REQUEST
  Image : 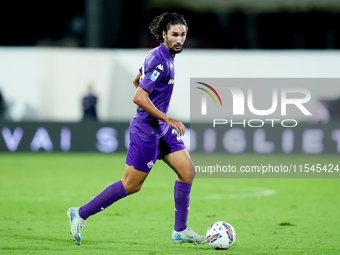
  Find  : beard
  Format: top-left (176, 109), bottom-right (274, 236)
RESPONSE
top-left (165, 38), bottom-right (183, 55)
top-left (169, 45), bottom-right (183, 55)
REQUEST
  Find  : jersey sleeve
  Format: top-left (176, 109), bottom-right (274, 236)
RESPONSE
top-left (138, 62), bottom-right (167, 94)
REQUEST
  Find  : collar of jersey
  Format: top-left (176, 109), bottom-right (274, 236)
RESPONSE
top-left (159, 43), bottom-right (174, 60)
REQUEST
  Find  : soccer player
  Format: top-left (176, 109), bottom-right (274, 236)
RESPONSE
top-left (67, 12), bottom-right (206, 246)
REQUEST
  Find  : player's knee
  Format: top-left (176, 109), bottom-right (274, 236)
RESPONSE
top-left (177, 163), bottom-right (196, 183)
top-left (190, 164), bottom-right (197, 179)
top-left (190, 169), bottom-right (196, 179)
top-left (130, 183), bottom-right (142, 194)
top-left (182, 160), bottom-right (196, 181)
top-left (178, 174), bottom-right (194, 183)
top-left (123, 181), bottom-right (143, 195)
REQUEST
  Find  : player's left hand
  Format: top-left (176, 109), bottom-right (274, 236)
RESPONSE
top-left (165, 118), bottom-right (185, 136)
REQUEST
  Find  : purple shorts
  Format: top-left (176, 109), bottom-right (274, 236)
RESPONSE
top-left (126, 127), bottom-right (186, 173)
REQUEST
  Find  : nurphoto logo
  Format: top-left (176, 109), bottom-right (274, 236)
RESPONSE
top-left (196, 81), bottom-right (312, 128)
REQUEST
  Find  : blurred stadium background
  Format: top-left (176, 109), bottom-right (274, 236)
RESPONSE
top-left (0, 0), bottom-right (340, 153)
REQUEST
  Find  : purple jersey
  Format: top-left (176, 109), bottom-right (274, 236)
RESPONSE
top-left (130, 43), bottom-right (175, 138)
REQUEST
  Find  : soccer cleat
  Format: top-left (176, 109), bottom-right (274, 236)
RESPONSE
top-left (67, 207), bottom-right (86, 245)
top-left (172, 227), bottom-right (207, 245)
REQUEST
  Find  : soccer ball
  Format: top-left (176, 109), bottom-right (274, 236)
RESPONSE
top-left (206, 221), bottom-right (236, 250)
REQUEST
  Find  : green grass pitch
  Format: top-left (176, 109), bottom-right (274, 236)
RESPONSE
top-left (0, 153), bottom-right (340, 254)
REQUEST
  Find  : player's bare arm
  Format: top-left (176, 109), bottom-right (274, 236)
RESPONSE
top-left (132, 72), bottom-right (141, 88)
top-left (133, 86), bottom-right (185, 136)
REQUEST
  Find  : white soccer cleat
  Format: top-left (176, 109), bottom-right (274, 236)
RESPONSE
top-left (172, 227), bottom-right (207, 245)
top-left (67, 207), bottom-right (86, 246)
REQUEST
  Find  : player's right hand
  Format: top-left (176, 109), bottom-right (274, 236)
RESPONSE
top-left (165, 118), bottom-right (185, 136)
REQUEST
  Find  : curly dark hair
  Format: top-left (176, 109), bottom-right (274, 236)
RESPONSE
top-left (149, 12), bottom-right (188, 42)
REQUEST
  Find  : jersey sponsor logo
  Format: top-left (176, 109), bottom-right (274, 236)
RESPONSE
top-left (147, 160), bottom-right (154, 169)
top-left (168, 79), bottom-right (174, 85)
top-left (150, 70), bottom-right (160, 82)
top-left (156, 64), bottom-right (164, 71)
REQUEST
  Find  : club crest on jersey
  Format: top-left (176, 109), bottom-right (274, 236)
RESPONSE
top-left (150, 70), bottom-right (160, 82)
top-left (147, 160), bottom-right (154, 169)
top-left (156, 64), bottom-right (164, 71)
